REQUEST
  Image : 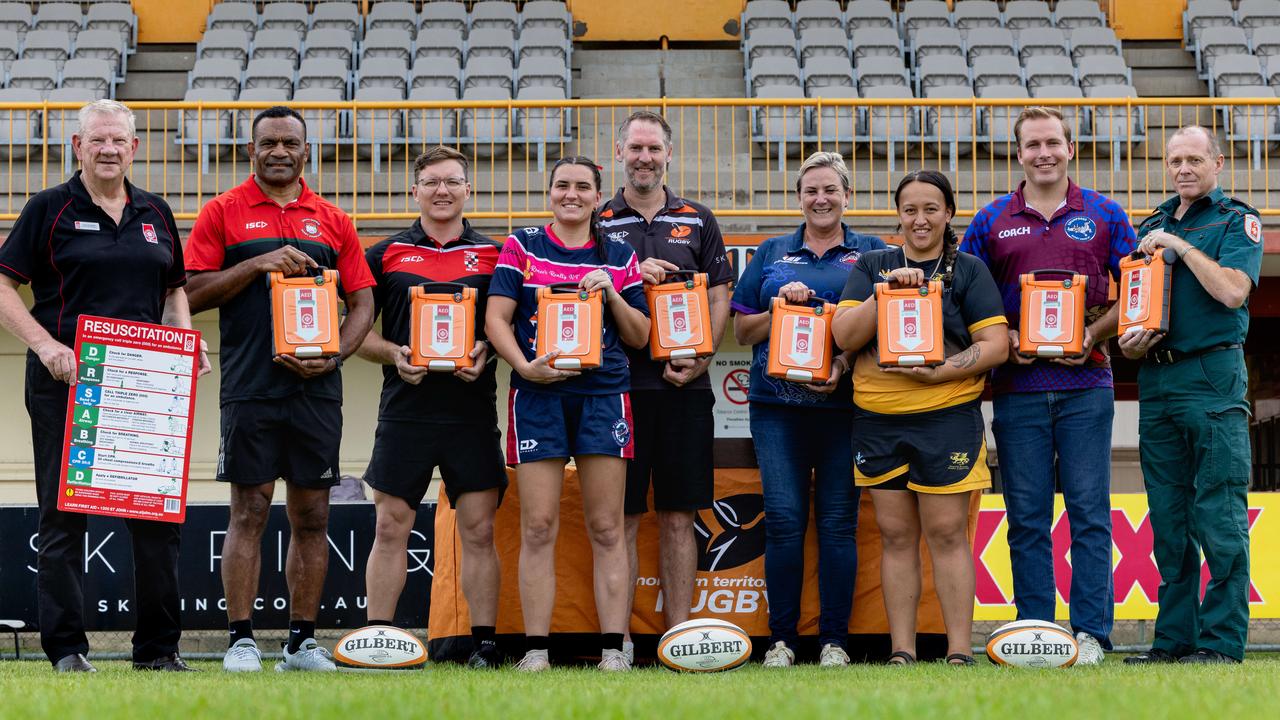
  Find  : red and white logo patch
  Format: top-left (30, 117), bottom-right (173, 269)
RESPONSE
top-left (141, 223), bottom-right (158, 244)
top-left (301, 218), bottom-right (322, 238)
top-left (464, 251), bottom-right (479, 271)
top-left (1244, 214), bottom-right (1262, 244)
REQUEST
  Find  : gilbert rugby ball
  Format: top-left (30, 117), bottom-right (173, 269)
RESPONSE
top-left (985, 619), bottom-right (1079, 668)
top-left (658, 618), bottom-right (752, 673)
top-left (332, 625), bottom-right (427, 670)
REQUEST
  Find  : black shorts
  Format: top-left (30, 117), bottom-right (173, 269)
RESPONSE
top-left (852, 400), bottom-right (991, 494)
top-left (217, 394), bottom-right (342, 489)
top-left (624, 389), bottom-right (715, 514)
top-left (364, 421), bottom-right (507, 509)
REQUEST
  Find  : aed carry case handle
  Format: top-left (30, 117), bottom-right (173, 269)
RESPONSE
top-left (549, 282), bottom-right (589, 294)
top-left (1029, 268), bottom-right (1081, 282)
top-left (1129, 248), bottom-right (1180, 265)
top-left (417, 281), bottom-right (470, 297)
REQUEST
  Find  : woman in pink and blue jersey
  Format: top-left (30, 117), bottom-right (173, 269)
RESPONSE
top-left (486, 157), bottom-right (650, 672)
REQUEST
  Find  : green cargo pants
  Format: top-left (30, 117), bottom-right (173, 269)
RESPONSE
top-left (1137, 348), bottom-right (1252, 660)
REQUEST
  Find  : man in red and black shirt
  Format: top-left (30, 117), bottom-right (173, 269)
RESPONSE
top-left (604, 112), bottom-right (733, 654)
top-left (356, 146), bottom-right (506, 668)
top-left (185, 107), bottom-right (375, 672)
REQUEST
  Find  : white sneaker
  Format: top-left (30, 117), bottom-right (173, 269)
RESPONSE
top-left (598, 649), bottom-right (631, 672)
top-left (762, 641), bottom-right (795, 668)
top-left (222, 639), bottom-right (262, 672)
top-left (622, 640), bottom-right (635, 666)
top-left (819, 643), bottom-right (850, 667)
top-left (1076, 632), bottom-right (1105, 666)
top-left (275, 638), bottom-right (336, 672)
top-left (514, 649), bottom-right (550, 672)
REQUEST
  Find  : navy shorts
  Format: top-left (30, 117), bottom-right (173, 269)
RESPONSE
top-left (217, 394), bottom-right (341, 489)
top-left (624, 389), bottom-right (715, 514)
top-left (364, 421), bottom-right (508, 509)
top-left (506, 388), bottom-right (634, 464)
top-left (852, 400), bottom-right (991, 494)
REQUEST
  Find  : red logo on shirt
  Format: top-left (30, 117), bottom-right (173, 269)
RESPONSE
top-left (301, 219), bottom-right (322, 238)
top-left (142, 224), bottom-right (158, 244)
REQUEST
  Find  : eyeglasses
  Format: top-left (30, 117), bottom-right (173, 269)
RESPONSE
top-left (417, 177), bottom-right (467, 190)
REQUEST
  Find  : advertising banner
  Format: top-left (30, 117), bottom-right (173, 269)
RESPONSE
top-left (973, 493), bottom-right (1280, 621)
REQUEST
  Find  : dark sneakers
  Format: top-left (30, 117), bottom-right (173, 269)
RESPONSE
top-left (1123, 648), bottom-right (1179, 665)
top-left (467, 641), bottom-right (502, 669)
top-left (1178, 649), bottom-right (1242, 665)
top-left (53, 653), bottom-right (96, 673)
top-left (134, 653), bottom-right (198, 671)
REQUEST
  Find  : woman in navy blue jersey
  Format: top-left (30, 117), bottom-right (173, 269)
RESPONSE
top-left (730, 152), bottom-right (885, 668)
top-left (486, 157), bottom-right (650, 672)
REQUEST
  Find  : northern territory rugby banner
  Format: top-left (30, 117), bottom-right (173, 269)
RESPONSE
top-left (973, 493), bottom-right (1280, 621)
top-left (429, 468), bottom-right (974, 647)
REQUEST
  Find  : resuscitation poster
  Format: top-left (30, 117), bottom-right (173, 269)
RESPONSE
top-left (57, 315), bottom-right (200, 523)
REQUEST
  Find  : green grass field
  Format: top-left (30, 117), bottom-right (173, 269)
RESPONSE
top-left (3, 657), bottom-right (1280, 720)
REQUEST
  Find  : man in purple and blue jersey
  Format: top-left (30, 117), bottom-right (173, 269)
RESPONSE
top-left (960, 107), bottom-right (1136, 665)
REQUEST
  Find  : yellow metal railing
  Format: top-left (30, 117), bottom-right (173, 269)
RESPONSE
top-left (2, 97), bottom-right (1279, 228)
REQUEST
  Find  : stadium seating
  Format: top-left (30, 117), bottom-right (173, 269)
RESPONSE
top-left (312, 2), bottom-right (361, 37)
top-left (0, 87), bottom-right (43, 158)
top-left (260, 3), bottom-right (309, 35)
top-left (1054, 1), bottom-right (1106, 30)
top-left (420, 1), bottom-right (469, 35)
top-left (1004, 1), bottom-right (1053, 33)
top-left (171, 0), bottom-right (573, 154)
top-left (795, 0), bottom-right (842, 33)
top-left (0, 5), bottom-right (31, 40)
top-left (736, 0), bottom-right (1141, 155)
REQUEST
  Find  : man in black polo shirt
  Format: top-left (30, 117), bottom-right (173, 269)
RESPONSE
top-left (603, 111), bottom-right (732, 655)
top-left (357, 146), bottom-right (506, 668)
top-left (0, 100), bottom-right (208, 672)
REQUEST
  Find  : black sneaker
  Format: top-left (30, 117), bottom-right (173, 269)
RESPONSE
top-left (1178, 649), bottom-right (1241, 665)
top-left (1123, 648), bottom-right (1178, 665)
top-left (467, 642), bottom-right (502, 669)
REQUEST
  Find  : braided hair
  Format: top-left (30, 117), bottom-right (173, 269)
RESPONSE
top-left (550, 156), bottom-right (607, 263)
top-left (894, 169), bottom-right (959, 287)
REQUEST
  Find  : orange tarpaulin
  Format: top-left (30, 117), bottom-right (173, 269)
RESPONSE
top-left (429, 467), bottom-right (980, 643)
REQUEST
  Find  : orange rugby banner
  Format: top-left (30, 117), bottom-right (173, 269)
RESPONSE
top-left (429, 468), bottom-right (977, 644)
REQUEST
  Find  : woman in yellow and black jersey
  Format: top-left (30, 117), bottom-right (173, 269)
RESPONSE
top-left (831, 170), bottom-right (1008, 666)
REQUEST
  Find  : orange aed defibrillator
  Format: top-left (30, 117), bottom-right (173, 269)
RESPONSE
top-left (269, 268), bottom-right (341, 358)
top-left (1018, 269), bottom-right (1087, 358)
top-left (408, 282), bottom-right (477, 371)
top-left (766, 296), bottom-right (836, 384)
top-left (875, 280), bottom-right (946, 367)
top-left (1117, 248), bottom-right (1177, 337)
top-left (644, 270), bottom-right (714, 361)
top-left (535, 283), bottom-right (603, 370)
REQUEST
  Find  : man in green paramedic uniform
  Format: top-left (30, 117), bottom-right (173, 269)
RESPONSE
top-left (1119, 125), bottom-right (1262, 665)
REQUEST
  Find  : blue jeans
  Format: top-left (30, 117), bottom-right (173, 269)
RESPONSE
top-left (749, 402), bottom-right (859, 649)
top-left (992, 388), bottom-right (1115, 648)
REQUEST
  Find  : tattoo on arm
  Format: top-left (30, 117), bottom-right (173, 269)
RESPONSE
top-left (947, 344), bottom-right (980, 370)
